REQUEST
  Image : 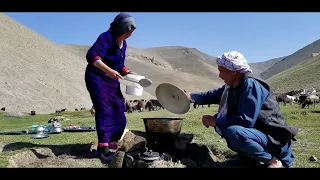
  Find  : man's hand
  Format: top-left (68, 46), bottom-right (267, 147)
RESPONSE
top-left (185, 91), bottom-right (195, 103)
top-left (202, 115), bottom-right (216, 128)
top-left (185, 92), bottom-right (191, 100)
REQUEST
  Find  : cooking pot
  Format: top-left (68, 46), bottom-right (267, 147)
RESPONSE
top-left (142, 117), bottom-right (185, 134)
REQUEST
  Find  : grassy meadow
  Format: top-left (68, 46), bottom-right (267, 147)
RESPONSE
top-left (0, 104), bottom-right (320, 168)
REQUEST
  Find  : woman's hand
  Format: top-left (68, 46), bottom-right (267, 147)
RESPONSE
top-left (95, 60), bottom-right (123, 80)
top-left (202, 115), bottom-right (216, 128)
top-left (106, 69), bottom-right (123, 80)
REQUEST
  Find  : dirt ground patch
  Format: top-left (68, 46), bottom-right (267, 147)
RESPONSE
top-left (1, 130), bottom-right (260, 168)
top-left (9, 148), bottom-right (104, 168)
top-left (3, 143), bottom-right (106, 168)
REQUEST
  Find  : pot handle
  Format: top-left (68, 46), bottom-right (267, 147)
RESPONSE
top-left (125, 154), bottom-right (134, 162)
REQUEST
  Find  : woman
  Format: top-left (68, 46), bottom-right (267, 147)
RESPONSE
top-left (85, 12), bottom-right (136, 162)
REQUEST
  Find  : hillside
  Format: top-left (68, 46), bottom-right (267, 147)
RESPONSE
top-left (249, 57), bottom-right (284, 77)
top-left (267, 55), bottom-right (320, 93)
top-left (59, 44), bottom-right (174, 70)
top-left (143, 46), bottom-right (219, 80)
top-left (63, 44), bottom-right (221, 81)
top-left (0, 13), bottom-right (94, 114)
top-left (0, 13), bottom-right (224, 114)
top-left (4, 11), bottom-right (320, 114)
top-left (122, 57), bottom-right (223, 96)
top-left (260, 39), bottom-right (320, 79)
top-left (61, 43), bottom-right (279, 78)
top-left (60, 44), bottom-right (224, 98)
top-left (0, 13), bottom-right (156, 114)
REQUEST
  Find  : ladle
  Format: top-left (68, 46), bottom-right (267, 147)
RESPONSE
top-left (123, 77), bottom-right (152, 88)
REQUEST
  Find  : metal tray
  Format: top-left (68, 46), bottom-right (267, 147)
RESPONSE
top-left (62, 126), bottom-right (96, 132)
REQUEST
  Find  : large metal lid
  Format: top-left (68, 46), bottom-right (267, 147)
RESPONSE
top-left (155, 83), bottom-right (190, 114)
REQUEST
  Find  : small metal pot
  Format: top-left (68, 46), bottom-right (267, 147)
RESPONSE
top-left (35, 126), bottom-right (46, 134)
top-left (30, 126), bottom-right (49, 139)
top-left (50, 127), bottom-right (63, 134)
top-left (142, 117), bottom-right (184, 134)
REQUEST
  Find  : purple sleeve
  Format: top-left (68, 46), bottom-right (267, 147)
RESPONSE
top-left (86, 32), bottom-right (110, 64)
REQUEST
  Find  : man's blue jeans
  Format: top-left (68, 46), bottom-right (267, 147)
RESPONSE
top-left (223, 125), bottom-right (295, 168)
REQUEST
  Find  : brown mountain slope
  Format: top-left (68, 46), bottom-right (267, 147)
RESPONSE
top-left (123, 57), bottom-right (224, 96)
top-left (59, 44), bottom-right (173, 70)
top-left (143, 46), bottom-right (220, 80)
top-left (0, 13), bottom-right (94, 114)
top-left (0, 12), bottom-right (224, 114)
top-left (266, 55), bottom-right (320, 93)
top-left (0, 13), bottom-right (156, 114)
top-left (60, 44), bottom-right (224, 97)
top-left (249, 57), bottom-right (284, 77)
top-left (260, 39), bottom-right (320, 80)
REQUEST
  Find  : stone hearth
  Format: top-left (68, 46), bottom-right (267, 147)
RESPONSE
top-left (109, 130), bottom-right (220, 168)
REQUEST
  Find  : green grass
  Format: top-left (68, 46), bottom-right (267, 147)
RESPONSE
top-left (267, 55), bottom-right (320, 92)
top-left (0, 104), bottom-right (320, 168)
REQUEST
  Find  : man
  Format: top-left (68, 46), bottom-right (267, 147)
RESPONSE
top-left (186, 51), bottom-right (298, 168)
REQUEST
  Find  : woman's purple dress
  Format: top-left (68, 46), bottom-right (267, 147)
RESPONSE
top-left (85, 30), bottom-right (128, 144)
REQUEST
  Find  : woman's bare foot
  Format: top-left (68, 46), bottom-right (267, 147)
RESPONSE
top-left (268, 157), bottom-right (284, 168)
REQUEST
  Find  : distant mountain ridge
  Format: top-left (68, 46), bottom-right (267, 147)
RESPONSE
top-left (260, 39), bottom-right (320, 80)
top-left (1, 12), bottom-right (320, 113)
top-left (0, 13), bottom-right (224, 114)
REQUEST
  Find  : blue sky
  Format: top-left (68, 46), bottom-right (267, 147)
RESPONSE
top-left (4, 12), bottom-right (320, 63)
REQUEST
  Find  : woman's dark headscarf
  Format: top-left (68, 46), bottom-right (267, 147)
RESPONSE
top-left (109, 12), bottom-right (136, 37)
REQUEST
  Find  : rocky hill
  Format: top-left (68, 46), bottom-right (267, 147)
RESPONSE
top-left (0, 13), bottom-right (224, 114)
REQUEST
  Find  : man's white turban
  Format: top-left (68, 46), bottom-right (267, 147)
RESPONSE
top-left (216, 51), bottom-right (252, 74)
